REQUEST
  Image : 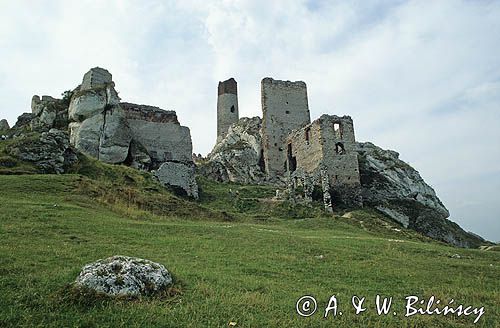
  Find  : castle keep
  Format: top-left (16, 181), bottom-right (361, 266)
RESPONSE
top-left (261, 78), bottom-right (311, 179)
top-left (214, 77), bottom-right (362, 210)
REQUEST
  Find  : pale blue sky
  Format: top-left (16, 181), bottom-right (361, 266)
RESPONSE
top-left (0, 0), bottom-right (499, 241)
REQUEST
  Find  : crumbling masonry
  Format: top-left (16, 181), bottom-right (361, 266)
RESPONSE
top-left (215, 77), bottom-right (362, 210)
top-left (67, 67), bottom-right (198, 198)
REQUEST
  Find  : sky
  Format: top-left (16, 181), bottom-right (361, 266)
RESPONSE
top-left (1, 0), bottom-right (499, 242)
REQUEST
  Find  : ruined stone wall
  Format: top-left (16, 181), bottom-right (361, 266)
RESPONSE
top-left (286, 121), bottom-right (323, 173)
top-left (317, 114), bottom-right (360, 187)
top-left (81, 67), bottom-right (112, 91)
top-left (121, 103), bottom-right (178, 124)
top-left (285, 114), bottom-right (361, 207)
top-left (217, 78), bottom-right (239, 141)
top-left (261, 78), bottom-right (310, 179)
top-left (122, 103), bottom-right (193, 165)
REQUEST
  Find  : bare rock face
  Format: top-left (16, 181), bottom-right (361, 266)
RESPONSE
top-left (201, 117), bottom-right (267, 184)
top-left (155, 161), bottom-right (199, 199)
top-left (357, 142), bottom-right (484, 248)
top-left (11, 113), bottom-right (35, 133)
top-left (68, 68), bottom-right (132, 164)
top-left (30, 95), bottom-right (69, 132)
top-left (0, 119), bottom-right (9, 131)
top-left (75, 256), bottom-right (172, 297)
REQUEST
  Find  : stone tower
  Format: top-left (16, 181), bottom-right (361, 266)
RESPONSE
top-left (217, 78), bottom-right (239, 141)
top-left (261, 78), bottom-right (310, 180)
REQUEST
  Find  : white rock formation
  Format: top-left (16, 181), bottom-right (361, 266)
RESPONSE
top-left (357, 142), bottom-right (482, 247)
top-left (155, 161), bottom-right (199, 199)
top-left (202, 117), bottom-right (267, 184)
top-left (68, 68), bottom-right (132, 164)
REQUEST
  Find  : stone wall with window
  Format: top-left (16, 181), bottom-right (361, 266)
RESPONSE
top-left (261, 78), bottom-right (310, 180)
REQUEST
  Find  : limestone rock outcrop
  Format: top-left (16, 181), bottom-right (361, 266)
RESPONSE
top-left (0, 119), bottom-right (9, 131)
top-left (201, 117), bottom-right (266, 184)
top-left (75, 256), bottom-right (172, 297)
top-left (155, 161), bottom-right (199, 199)
top-left (121, 102), bottom-right (193, 168)
top-left (30, 95), bottom-right (69, 132)
top-left (7, 129), bottom-right (77, 174)
top-left (68, 67), bottom-right (131, 164)
top-left (357, 142), bottom-right (484, 248)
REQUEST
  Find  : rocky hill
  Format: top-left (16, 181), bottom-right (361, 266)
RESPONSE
top-left (0, 68), bottom-right (488, 249)
top-left (199, 117), bottom-right (486, 248)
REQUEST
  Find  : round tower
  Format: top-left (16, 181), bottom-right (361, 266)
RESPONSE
top-left (217, 78), bottom-right (239, 141)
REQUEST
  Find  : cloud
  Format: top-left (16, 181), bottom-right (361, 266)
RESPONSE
top-left (0, 0), bottom-right (499, 241)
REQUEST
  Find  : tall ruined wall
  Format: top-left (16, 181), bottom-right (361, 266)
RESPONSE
top-left (121, 103), bottom-right (193, 165)
top-left (261, 78), bottom-right (310, 180)
top-left (217, 78), bottom-right (239, 142)
top-left (285, 114), bottom-right (361, 207)
top-left (286, 121), bottom-right (323, 173)
top-left (318, 115), bottom-right (360, 187)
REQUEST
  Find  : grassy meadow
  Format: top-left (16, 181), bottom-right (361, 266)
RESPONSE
top-left (0, 162), bottom-right (498, 327)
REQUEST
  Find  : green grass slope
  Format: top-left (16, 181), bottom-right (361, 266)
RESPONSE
top-left (0, 170), bottom-right (498, 327)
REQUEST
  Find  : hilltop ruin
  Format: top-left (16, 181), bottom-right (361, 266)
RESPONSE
top-left (209, 77), bottom-right (362, 211)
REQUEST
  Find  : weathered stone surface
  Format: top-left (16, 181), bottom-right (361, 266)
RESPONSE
top-left (8, 129), bottom-right (77, 174)
top-left (68, 90), bottom-right (107, 122)
top-left (30, 95), bottom-right (69, 132)
top-left (125, 139), bottom-right (151, 170)
top-left (122, 102), bottom-right (193, 168)
top-left (0, 119), bottom-right (9, 131)
top-left (155, 161), bottom-right (199, 199)
top-left (70, 107), bottom-right (131, 164)
top-left (217, 78), bottom-right (239, 141)
top-left (261, 78), bottom-right (310, 179)
top-left (286, 115), bottom-right (362, 207)
top-left (75, 256), bottom-right (172, 297)
top-left (357, 141), bottom-right (484, 248)
top-left (12, 113), bottom-right (34, 130)
top-left (202, 117), bottom-right (267, 184)
top-left (81, 67), bottom-right (113, 91)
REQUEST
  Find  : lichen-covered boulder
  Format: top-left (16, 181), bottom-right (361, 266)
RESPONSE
top-left (75, 256), bottom-right (172, 297)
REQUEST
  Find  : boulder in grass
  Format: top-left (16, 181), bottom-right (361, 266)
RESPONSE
top-left (75, 255), bottom-right (172, 297)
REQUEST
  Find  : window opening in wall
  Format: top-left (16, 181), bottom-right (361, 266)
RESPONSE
top-left (230, 105), bottom-right (235, 113)
top-left (305, 127), bottom-right (310, 144)
top-left (335, 142), bottom-right (345, 155)
top-left (285, 110), bottom-right (290, 114)
top-left (164, 151), bottom-right (172, 161)
top-left (258, 149), bottom-right (265, 172)
top-left (287, 143), bottom-right (297, 172)
top-left (333, 122), bottom-right (343, 139)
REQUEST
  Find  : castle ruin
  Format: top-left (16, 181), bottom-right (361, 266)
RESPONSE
top-left (66, 67), bottom-right (199, 198)
top-left (216, 78), bottom-right (239, 142)
top-left (214, 77), bottom-right (362, 210)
